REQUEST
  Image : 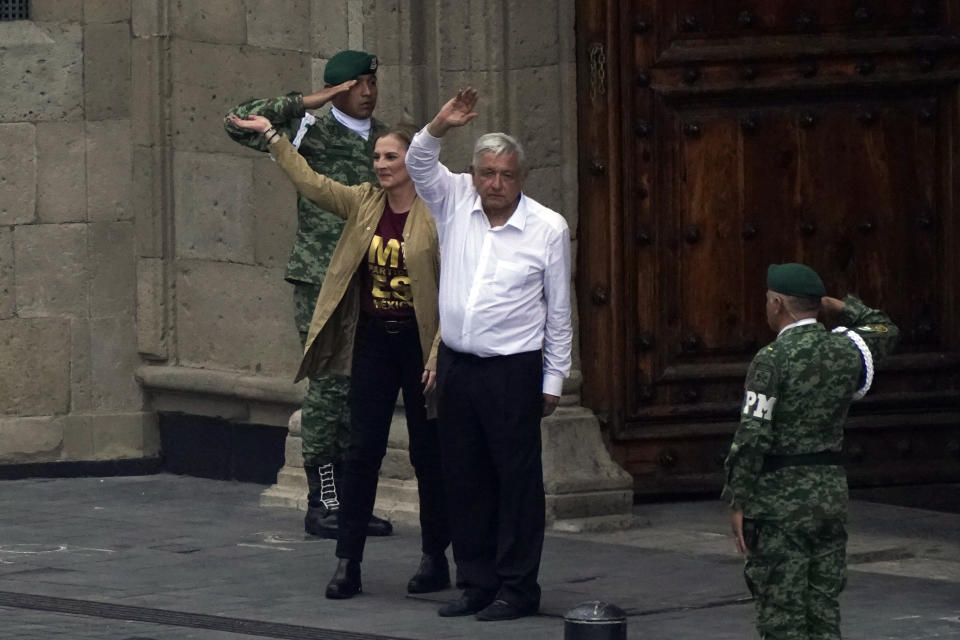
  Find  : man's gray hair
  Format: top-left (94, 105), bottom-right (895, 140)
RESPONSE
top-left (472, 132), bottom-right (527, 173)
top-left (782, 293), bottom-right (821, 314)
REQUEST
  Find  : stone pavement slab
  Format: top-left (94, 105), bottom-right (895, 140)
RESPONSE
top-left (0, 474), bottom-right (958, 639)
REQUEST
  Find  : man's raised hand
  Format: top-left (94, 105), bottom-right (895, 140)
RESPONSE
top-left (427, 88), bottom-right (479, 137)
top-left (304, 79), bottom-right (358, 110)
top-left (227, 114), bottom-right (272, 133)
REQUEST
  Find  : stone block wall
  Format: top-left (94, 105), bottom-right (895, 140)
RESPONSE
top-left (0, 6), bottom-right (154, 464)
top-left (1, 0), bottom-right (583, 467)
top-left (145, 3), bottom-right (314, 379)
top-left (135, 0), bottom-right (580, 405)
top-left (363, 0), bottom-right (580, 234)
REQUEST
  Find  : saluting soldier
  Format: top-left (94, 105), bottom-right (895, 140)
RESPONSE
top-left (224, 50), bottom-right (391, 539)
top-left (723, 263), bottom-right (899, 640)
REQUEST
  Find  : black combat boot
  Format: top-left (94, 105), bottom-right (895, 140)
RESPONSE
top-left (304, 464), bottom-right (339, 539)
top-left (407, 552), bottom-right (451, 593)
top-left (325, 558), bottom-right (362, 599)
top-left (329, 463), bottom-right (394, 537)
top-left (367, 513), bottom-right (393, 536)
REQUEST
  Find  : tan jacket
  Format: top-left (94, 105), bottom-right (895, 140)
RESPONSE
top-left (268, 136), bottom-right (441, 384)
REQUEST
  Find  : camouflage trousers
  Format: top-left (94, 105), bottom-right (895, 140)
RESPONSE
top-left (744, 518), bottom-right (847, 640)
top-left (293, 283), bottom-right (350, 468)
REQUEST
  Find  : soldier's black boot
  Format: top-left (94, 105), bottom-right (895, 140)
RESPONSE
top-left (325, 558), bottom-right (362, 599)
top-left (407, 553), bottom-right (450, 593)
top-left (331, 463), bottom-right (394, 537)
top-left (304, 464), bottom-right (339, 539)
top-left (367, 513), bottom-right (393, 537)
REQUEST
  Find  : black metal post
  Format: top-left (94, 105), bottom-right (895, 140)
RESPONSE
top-left (563, 601), bottom-right (627, 640)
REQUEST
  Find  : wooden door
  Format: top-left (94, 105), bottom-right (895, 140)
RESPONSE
top-left (576, 0), bottom-right (960, 494)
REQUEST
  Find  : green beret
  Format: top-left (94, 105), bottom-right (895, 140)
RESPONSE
top-left (323, 50), bottom-right (378, 85)
top-left (767, 263), bottom-right (825, 297)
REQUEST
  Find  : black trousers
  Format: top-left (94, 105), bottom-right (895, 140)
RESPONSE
top-left (336, 314), bottom-right (450, 562)
top-left (436, 342), bottom-right (545, 609)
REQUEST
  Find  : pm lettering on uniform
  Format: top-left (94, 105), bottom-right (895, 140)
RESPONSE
top-left (742, 391), bottom-right (777, 420)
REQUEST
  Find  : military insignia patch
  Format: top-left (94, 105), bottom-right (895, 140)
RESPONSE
top-left (857, 324), bottom-right (888, 333)
top-left (751, 366), bottom-right (774, 392)
top-left (370, 56), bottom-right (379, 71)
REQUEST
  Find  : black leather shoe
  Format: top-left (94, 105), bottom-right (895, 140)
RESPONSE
top-left (437, 591), bottom-right (494, 617)
top-left (366, 514), bottom-right (393, 537)
top-left (407, 553), bottom-right (451, 594)
top-left (325, 559), bottom-right (362, 599)
top-left (304, 505), bottom-right (339, 539)
top-left (475, 599), bottom-right (538, 621)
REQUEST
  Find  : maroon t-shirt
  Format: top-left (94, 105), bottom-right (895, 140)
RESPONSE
top-left (360, 203), bottom-right (415, 318)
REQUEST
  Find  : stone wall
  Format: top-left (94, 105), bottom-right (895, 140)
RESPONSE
top-left (0, 2), bottom-right (156, 464)
top-left (133, 0), bottom-right (582, 421)
top-left (0, 0), bottom-right (584, 466)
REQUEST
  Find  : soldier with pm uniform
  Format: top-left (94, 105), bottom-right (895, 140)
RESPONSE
top-left (224, 50), bottom-right (391, 539)
top-left (723, 263), bottom-right (899, 640)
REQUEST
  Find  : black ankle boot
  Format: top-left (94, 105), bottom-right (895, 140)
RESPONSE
top-left (304, 505), bottom-right (339, 538)
top-left (366, 513), bottom-right (393, 537)
top-left (329, 463), bottom-right (392, 537)
top-left (407, 553), bottom-right (450, 594)
top-left (325, 558), bottom-right (362, 599)
top-left (304, 464), bottom-right (340, 538)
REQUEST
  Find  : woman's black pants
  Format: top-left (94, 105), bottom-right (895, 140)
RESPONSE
top-left (335, 314), bottom-right (450, 562)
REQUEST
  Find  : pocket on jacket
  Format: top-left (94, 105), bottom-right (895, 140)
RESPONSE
top-left (493, 259), bottom-right (531, 290)
top-left (744, 553), bottom-right (769, 599)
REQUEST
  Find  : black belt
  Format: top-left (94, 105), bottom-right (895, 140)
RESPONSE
top-left (363, 315), bottom-right (416, 334)
top-left (439, 342), bottom-right (541, 363)
top-left (761, 451), bottom-right (844, 473)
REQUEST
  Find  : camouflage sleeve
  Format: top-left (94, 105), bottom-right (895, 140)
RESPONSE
top-left (721, 348), bottom-right (780, 510)
top-left (839, 295), bottom-right (900, 362)
top-left (223, 92), bottom-right (306, 152)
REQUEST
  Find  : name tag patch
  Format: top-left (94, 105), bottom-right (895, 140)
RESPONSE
top-left (743, 391), bottom-right (776, 420)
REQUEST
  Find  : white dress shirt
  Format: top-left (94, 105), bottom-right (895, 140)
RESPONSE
top-left (777, 317), bottom-right (818, 338)
top-left (406, 127), bottom-right (573, 396)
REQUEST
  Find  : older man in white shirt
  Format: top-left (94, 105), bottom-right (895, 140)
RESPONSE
top-left (406, 88), bottom-right (572, 622)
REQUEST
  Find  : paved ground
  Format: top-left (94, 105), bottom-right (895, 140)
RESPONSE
top-left (0, 474), bottom-right (958, 639)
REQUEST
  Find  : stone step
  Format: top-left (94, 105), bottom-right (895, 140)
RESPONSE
top-left (263, 402), bottom-right (636, 528)
top-left (373, 477), bottom-right (422, 527)
top-left (260, 466), bottom-right (307, 509)
top-left (541, 407), bottom-right (635, 495)
top-left (551, 513), bottom-right (646, 533)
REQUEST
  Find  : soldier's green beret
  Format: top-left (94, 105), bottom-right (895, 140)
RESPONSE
top-left (767, 263), bottom-right (826, 297)
top-left (323, 50), bottom-right (378, 85)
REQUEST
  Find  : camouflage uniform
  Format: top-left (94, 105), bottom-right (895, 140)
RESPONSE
top-left (722, 295), bottom-right (899, 640)
top-left (224, 92), bottom-right (386, 468)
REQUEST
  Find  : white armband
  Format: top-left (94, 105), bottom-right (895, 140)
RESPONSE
top-left (291, 112), bottom-right (316, 149)
top-left (268, 112), bottom-right (316, 164)
top-left (832, 326), bottom-right (874, 400)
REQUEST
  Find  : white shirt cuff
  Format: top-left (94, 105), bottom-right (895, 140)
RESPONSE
top-left (417, 126), bottom-right (444, 148)
top-left (542, 374), bottom-right (564, 397)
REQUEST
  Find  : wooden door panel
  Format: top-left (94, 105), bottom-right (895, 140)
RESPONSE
top-left (578, 0), bottom-right (960, 493)
top-left (636, 93), bottom-right (950, 418)
top-left (656, 0), bottom-right (948, 42)
top-left (675, 113), bottom-right (743, 356)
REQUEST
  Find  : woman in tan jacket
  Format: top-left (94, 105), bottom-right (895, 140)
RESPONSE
top-left (229, 102), bottom-right (449, 601)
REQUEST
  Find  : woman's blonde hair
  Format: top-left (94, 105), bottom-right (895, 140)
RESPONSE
top-left (374, 122), bottom-right (419, 149)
